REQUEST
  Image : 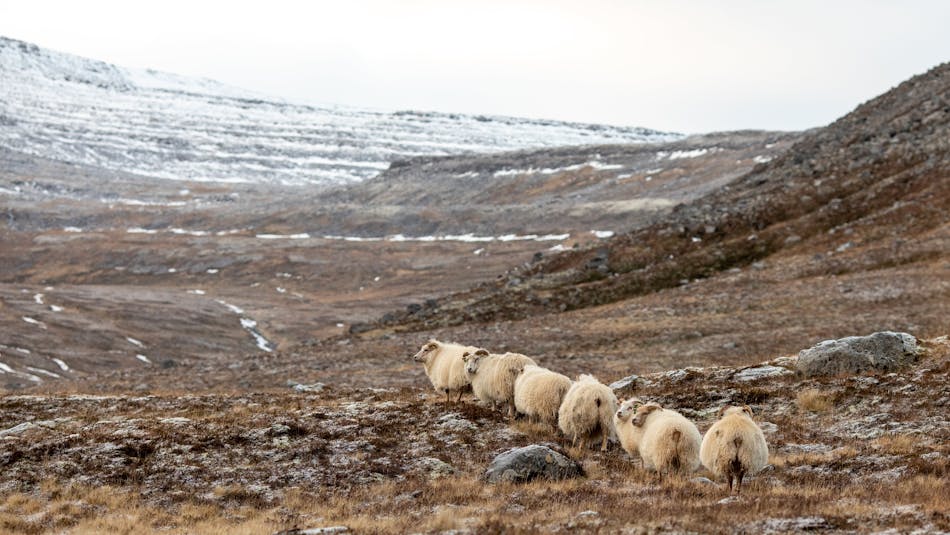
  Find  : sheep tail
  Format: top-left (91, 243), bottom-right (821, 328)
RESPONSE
top-left (669, 428), bottom-right (683, 472)
top-left (728, 435), bottom-right (744, 476)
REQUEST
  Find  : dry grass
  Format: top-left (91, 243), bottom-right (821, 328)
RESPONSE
top-left (796, 388), bottom-right (835, 413)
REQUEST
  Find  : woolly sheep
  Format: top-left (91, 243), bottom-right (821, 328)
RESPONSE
top-left (700, 405), bottom-right (770, 494)
top-left (463, 350), bottom-right (537, 418)
top-left (614, 398), bottom-right (702, 474)
top-left (557, 374), bottom-right (618, 451)
top-left (514, 364), bottom-right (572, 428)
top-left (412, 339), bottom-right (477, 403)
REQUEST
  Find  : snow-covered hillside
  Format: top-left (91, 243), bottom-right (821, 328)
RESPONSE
top-left (0, 37), bottom-right (682, 186)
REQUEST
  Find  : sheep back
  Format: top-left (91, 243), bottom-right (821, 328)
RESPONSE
top-left (700, 406), bottom-right (769, 481)
top-left (414, 340), bottom-right (475, 395)
top-left (514, 365), bottom-right (572, 425)
top-left (558, 374), bottom-right (618, 449)
top-left (469, 352), bottom-right (537, 409)
top-left (636, 409), bottom-right (702, 473)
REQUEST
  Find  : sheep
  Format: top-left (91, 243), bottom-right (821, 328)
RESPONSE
top-left (700, 405), bottom-right (770, 494)
top-left (514, 364), bottom-right (572, 429)
top-left (463, 350), bottom-right (537, 418)
top-left (411, 339), bottom-right (477, 403)
top-left (614, 398), bottom-right (702, 474)
top-left (557, 374), bottom-right (618, 451)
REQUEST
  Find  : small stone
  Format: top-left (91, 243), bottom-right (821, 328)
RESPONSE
top-left (293, 382), bottom-right (326, 393)
top-left (733, 365), bottom-right (792, 382)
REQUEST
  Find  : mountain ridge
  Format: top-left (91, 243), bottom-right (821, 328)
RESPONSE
top-left (0, 35), bottom-right (681, 187)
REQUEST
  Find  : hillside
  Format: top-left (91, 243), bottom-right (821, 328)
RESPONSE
top-left (363, 62), bottom-right (950, 341)
top-left (0, 36), bottom-right (678, 187)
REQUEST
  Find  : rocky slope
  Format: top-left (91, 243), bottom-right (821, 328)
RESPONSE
top-left (0, 36), bottom-right (678, 187)
top-left (368, 61), bottom-right (950, 332)
top-left (1, 337), bottom-right (946, 533)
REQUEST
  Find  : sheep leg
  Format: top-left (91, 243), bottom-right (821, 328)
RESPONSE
top-left (444, 389), bottom-right (451, 404)
top-left (736, 470), bottom-right (745, 495)
top-left (456, 390), bottom-right (464, 403)
top-left (600, 431), bottom-right (609, 452)
top-left (727, 474), bottom-right (734, 493)
top-left (572, 435), bottom-right (578, 448)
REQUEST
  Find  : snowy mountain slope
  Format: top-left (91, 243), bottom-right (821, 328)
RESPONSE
top-left (0, 36), bottom-right (682, 186)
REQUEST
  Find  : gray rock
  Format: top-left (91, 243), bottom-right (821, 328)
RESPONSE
top-left (797, 332), bottom-right (919, 377)
top-left (416, 457), bottom-right (456, 479)
top-left (438, 413), bottom-right (477, 432)
top-left (733, 365), bottom-right (793, 382)
top-left (483, 444), bottom-right (584, 484)
top-left (274, 527), bottom-right (349, 535)
top-left (747, 516), bottom-right (830, 533)
top-left (609, 374), bottom-right (650, 396)
top-left (293, 382), bottom-right (326, 393)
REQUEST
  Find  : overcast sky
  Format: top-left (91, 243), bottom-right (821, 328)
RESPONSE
top-left (2, 1), bottom-right (948, 133)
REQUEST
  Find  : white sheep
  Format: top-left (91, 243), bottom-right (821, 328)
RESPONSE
top-left (614, 398), bottom-right (702, 474)
top-left (557, 374), bottom-right (618, 451)
top-left (411, 339), bottom-right (477, 403)
top-left (700, 405), bottom-right (770, 494)
top-left (463, 350), bottom-right (537, 418)
top-left (514, 364), bottom-right (573, 429)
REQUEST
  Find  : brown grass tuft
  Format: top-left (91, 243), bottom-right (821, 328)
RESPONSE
top-left (796, 388), bottom-right (834, 413)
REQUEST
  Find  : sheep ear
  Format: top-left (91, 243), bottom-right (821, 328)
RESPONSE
top-left (462, 352), bottom-right (471, 362)
top-left (633, 404), bottom-right (660, 427)
top-left (474, 349), bottom-right (489, 356)
top-left (742, 404), bottom-right (754, 417)
top-left (717, 406), bottom-right (728, 419)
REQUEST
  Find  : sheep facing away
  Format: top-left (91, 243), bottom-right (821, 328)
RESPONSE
top-left (463, 350), bottom-right (537, 418)
top-left (614, 398), bottom-right (702, 474)
top-left (514, 365), bottom-right (572, 429)
top-left (558, 374), bottom-right (618, 451)
top-left (700, 405), bottom-right (770, 494)
top-left (411, 339), bottom-right (477, 403)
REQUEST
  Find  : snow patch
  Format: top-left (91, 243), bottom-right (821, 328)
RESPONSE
top-left (256, 233), bottom-right (311, 240)
top-left (126, 337), bottom-right (145, 348)
top-left (187, 289), bottom-right (206, 295)
top-left (135, 354), bottom-right (152, 364)
top-left (33, 293), bottom-right (44, 304)
top-left (591, 230), bottom-right (614, 239)
top-left (49, 305), bottom-right (64, 312)
top-left (22, 317), bottom-right (46, 329)
top-left (656, 148), bottom-right (715, 161)
top-left (753, 155), bottom-right (774, 164)
top-left (26, 366), bottom-right (61, 379)
top-left (216, 300), bottom-right (245, 315)
top-left (52, 358), bottom-right (70, 371)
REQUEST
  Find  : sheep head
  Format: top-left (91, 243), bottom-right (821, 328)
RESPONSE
top-left (412, 340), bottom-right (440, 362)
top-left (632, 402), bottom-right (662, 427)
top-left (615, 397), bottom-right (644, 423)
top-left (717, 405), bottom-right (755, 419)
top-left (464, 349), bottom-right (490, 375)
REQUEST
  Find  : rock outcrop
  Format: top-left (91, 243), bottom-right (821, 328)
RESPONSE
top-left (797, 331), bottom-right (919, 377)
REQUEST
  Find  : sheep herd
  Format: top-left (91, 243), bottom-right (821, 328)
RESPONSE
top-left (412, 339), bottom-right (770, 494)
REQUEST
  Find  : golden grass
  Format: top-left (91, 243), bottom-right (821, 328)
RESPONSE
top-left (2, 463), bottom-right (948, 535)
top-left (796, 388), bottom-right (834, 413)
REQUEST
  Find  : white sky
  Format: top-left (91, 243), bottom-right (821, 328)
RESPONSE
top-left (1, 0), bottom-right (948, 133)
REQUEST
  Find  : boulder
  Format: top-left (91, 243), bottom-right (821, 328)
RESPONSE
top-left (609, 374), bottom-right (651, 397)
top-left (797, 332), bottom-right (918, 377)
top-left (483, 444), bottom-right (584, 484)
